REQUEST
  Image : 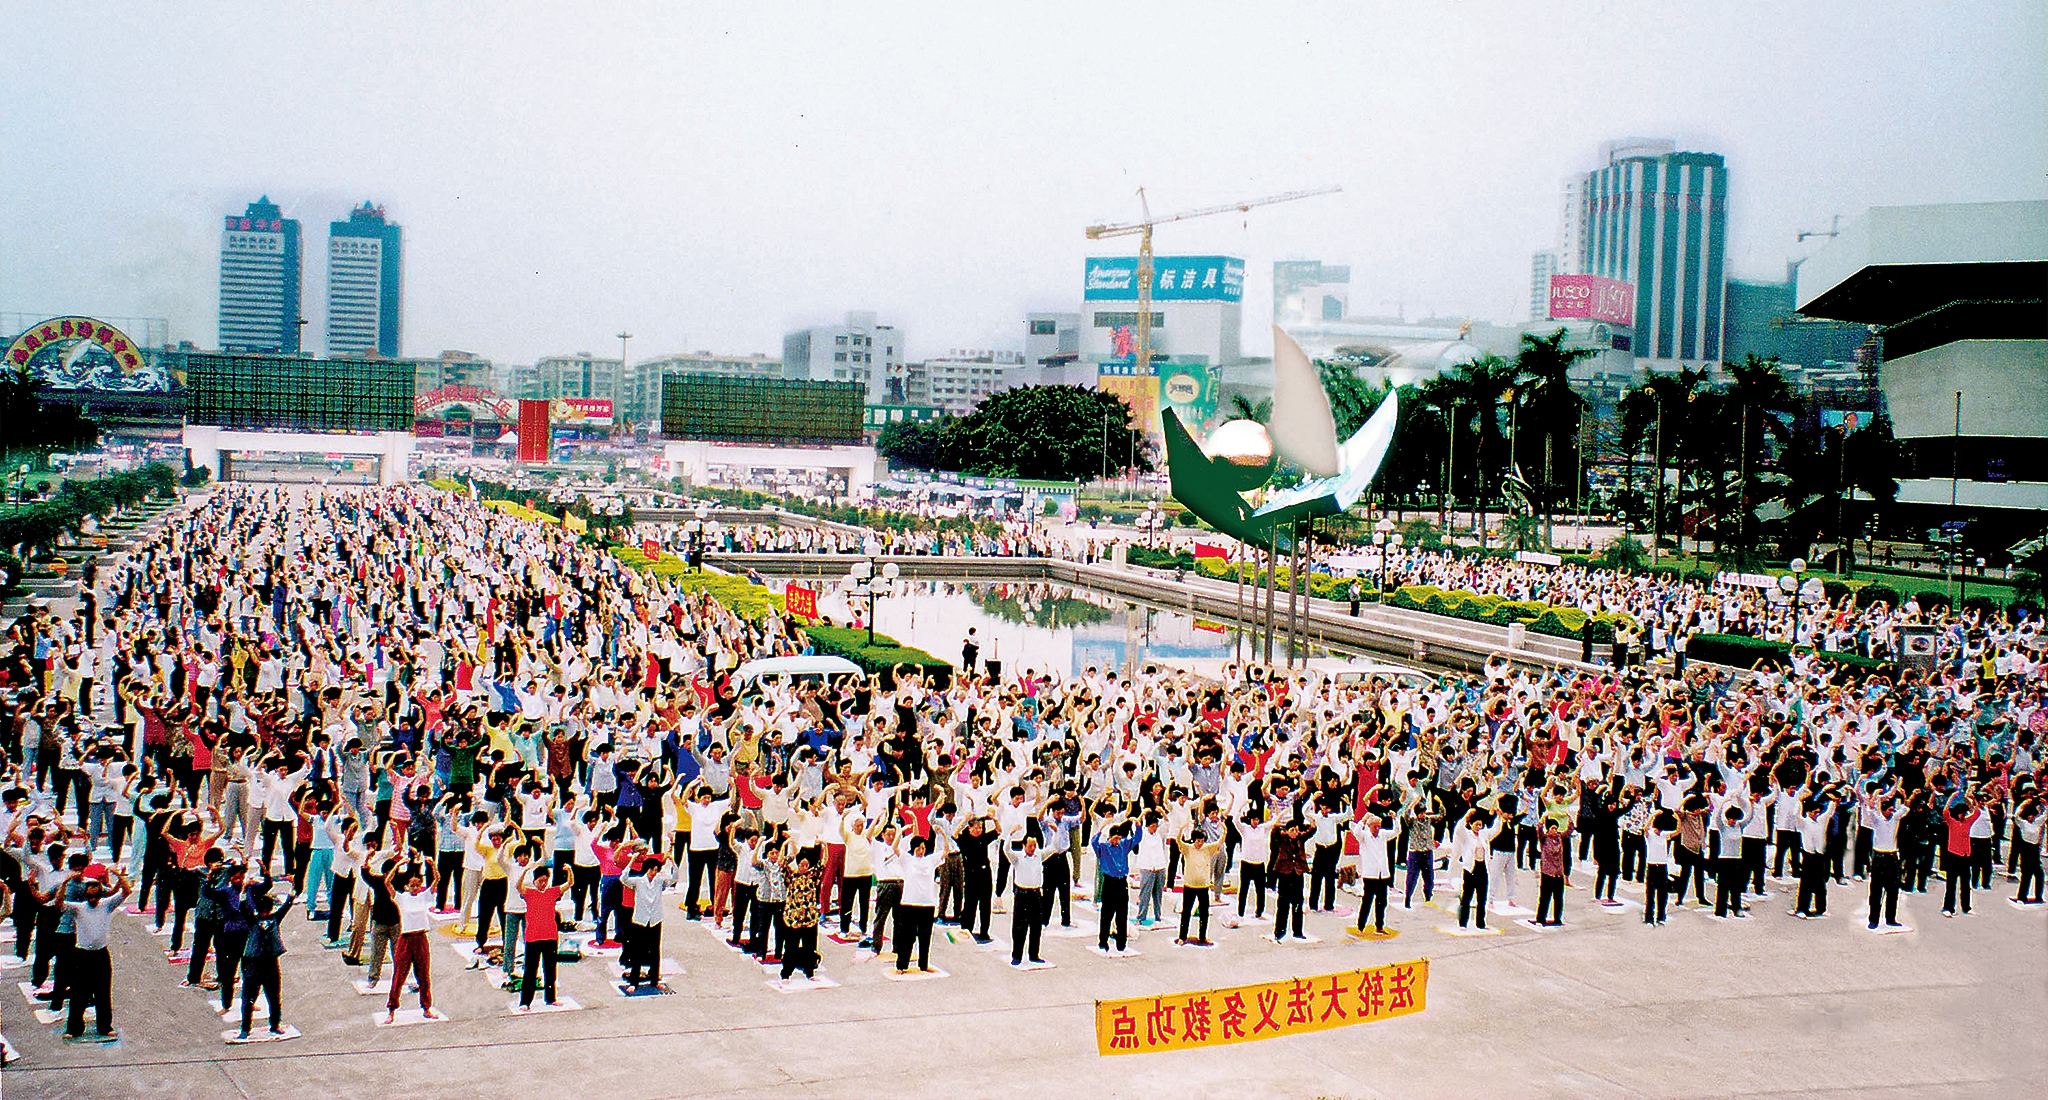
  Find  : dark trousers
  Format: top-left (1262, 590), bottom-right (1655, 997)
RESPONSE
top-left (684, 849), bottom-right (716, 919)
top-left (239, 955), bottom-right (281, 1033)
top-left (2015, 840), bottom-right (2043, 903)
top-left (1536, 873), bottom-right (1564, 925)
top-left (168, 867), bottom-right (199, 951)
top-left (436, 851), bottom-right (464, 910)
top-left (1273, 872), bottom-right (1305, 939)
top-left (839, 875), bottom-right (872, 935)
top-left (1643, 865), bottom-right (1669, 923)
top-left (571, 864), bottom-right (599, 919)
top-left (1097, 877), bottom-right (1130, 950)
top-left (1357, 877), bottom-right (1390, 931)
top-left (625, 922), bottom-right (664, 984)
top-left (261, 819), bottom-right (291, 875)
top-left (1044, 857), bottom-right (1072, 925)
top-left (1797, 851), bottom-right (1829, 915)
top-left (747, 901), bottom-right (781, 957)
top-left (1868, 851), bottom-right (1902, 927)
top-left (1309, 844), bottom-right (1339, 910)
top-left (894, 905), bottom-right (933, 970)
top-left (1673, 847), bottom-right (1707, 904)
top-left (1176, 885), bottom-right (1209, 943)
top-left (1403, 851), bottom-right (1435, 906)
top-left (1236, 861), bottom-right (1267, 917)
top-left (520, 939), bottom-right (559, 1005)
top-left (41, 927), bottom-right (74, 1006)
top-left (187, 917), bottom-right (220, 985)
top-left (387, 930), bottom-right (433, 1012)
top-left (1942, 849), bottom-right (1972, 913)
top-left (215, 928), bottom-right (249, 1012)
top-left (1773, 831), bottom-right (1801, 878)
top-left (1011, 886), bottom-right (1045, 961)
top-left (64, 947), bottom-right (113, 1037)
top-left (1458, 866), bottom-right (1489, 928)
top-left (867, 880), bottom-right (901, 951)
top-left (326, 875), bottom-right (355, 941)
top-left (772, 922), bottom-right (813, 978)
top-left (1621, 833), bottom-right (1645, 881)
top-left (30, 906), bottom-right (62, 987)
top-left (729, 882), bottom-right (758, 946)
top-left (1715, 857), bottom-right (1746, 916)
top-left (961, 864), bottom-right (992, 937)
top-left (1741, 836), bottom-right (1767, 894)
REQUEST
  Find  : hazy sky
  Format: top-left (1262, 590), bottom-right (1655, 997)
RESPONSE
top-left (4, 1), bottom-right (2042, 366)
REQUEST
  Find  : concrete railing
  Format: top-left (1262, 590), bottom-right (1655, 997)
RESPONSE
top-left (707, 551), bottom-right (1603, 676)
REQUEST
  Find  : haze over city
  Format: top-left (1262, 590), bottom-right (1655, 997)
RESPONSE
top-left (3, 0), bottom-right (2042, 363)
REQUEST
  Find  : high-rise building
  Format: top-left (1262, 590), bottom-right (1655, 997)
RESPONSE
top-left (327, 202), bottom-right (403, 357)
top-left (1273, 260), bottom-right (1350, 326)
top-left (782, 312), bottom-right (904, 403)
top-left (217, 197), bottom-right (302, 352)
top-left (1529, 252), bottom-right (1560, 321)
top-left (1557, 140), bottom-right (1727, 370)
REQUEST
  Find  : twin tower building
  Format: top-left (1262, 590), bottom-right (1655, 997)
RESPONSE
top-left (218, 197), bottom-right (401, 358)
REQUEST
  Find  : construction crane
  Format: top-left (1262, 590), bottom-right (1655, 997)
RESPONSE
top-left (1085, 185), bottom-right (1340, 382)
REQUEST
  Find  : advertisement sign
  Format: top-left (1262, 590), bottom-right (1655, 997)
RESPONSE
top-left (1094, 959), bottom-right (1428, 1056)
top-left (1085, 256), bottom-right (1245, 302)
top-left (416, 384), bottom-right (515, 421)
top-left (1097, 364), bottom-right (1160, 441)
top-left (784, 583), bottom-right (819, 621)
top-left (553, 397), bottom-right (614, 426)
top-left (1158, 363), bottom-right (1218, 434)
top-left (1548, 275), bottom-right (1634, 326)
top-left (517, 399), bottom-right (551, 463)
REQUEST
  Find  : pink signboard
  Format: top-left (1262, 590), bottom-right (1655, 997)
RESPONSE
top-left (1548, 275), bottom-right (1635, 327)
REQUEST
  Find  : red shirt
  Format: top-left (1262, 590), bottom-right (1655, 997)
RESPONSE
top-left (1944, 808), bottom-right (1980, 857)
top-left (523, 884), bottom-right (563, 941)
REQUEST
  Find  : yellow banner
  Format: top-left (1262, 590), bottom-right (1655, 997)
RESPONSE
top-left (562, 511), bottom-right (588, 534)
top-left (1094, 958), bottom-right (1427, 1056)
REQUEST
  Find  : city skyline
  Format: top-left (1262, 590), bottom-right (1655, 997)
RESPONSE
top-left (2, 1), bottom-right (2040, 367)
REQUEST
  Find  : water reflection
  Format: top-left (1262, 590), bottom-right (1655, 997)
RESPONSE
top-left (802, 578), bottom-right (1353, 677)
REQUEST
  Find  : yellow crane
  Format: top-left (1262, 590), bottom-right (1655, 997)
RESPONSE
top-left (1085, 185), bottom-right (1340, 380)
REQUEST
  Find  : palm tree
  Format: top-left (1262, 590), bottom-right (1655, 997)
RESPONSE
top-left (1619, 367), bottom-right (1710, 560)
top-left (1420, 353), bottom-right (1519, 542)
top-left (1227, 394), bottom-right (1272, 423)
top-left (1512, 329), bottom-right (1595, 542)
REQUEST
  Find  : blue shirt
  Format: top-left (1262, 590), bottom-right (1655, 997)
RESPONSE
top-left (1091, 832), bottom-right (1140, 879)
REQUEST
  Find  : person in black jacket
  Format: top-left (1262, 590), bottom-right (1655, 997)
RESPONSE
top-left (235, 876), bottom-right (296, 1039)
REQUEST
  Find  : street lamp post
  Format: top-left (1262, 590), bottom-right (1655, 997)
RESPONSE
top-left (1373, 517), bottom-right (1394, 594)
top-left (846, 557), bottom-right (900, 646)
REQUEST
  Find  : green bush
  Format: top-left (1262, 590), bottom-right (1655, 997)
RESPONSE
top-left (1855, 582), bottom-right (1901, 608)
top-left (1822, 580), bottom-right (1853, 604)
top-left (803, 624), bottom-right (952, 686)
top-left (1914, 590), bottom-right (1950, 611)
top-left (1685, 633), bottom-right (1791, 670)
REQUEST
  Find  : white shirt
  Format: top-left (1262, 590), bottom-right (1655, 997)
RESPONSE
top-left (898, 852), bottom-right (942, 908)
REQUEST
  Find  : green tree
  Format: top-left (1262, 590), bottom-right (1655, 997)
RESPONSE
top-left (1511, 329), bottom-right (1595, 535)
top-left (1619, 367), bottom-right (1711, 552)
top-left (1418, 353), bottom-right (1518, 520)
top-left (875, 418), bottom-right (948, 470)
top-left (910, 386), bottom-right (1146, 482)
top-left (0, 364), bottom-right (99, 464)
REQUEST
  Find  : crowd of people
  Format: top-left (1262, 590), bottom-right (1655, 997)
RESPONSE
top-left (0, 482), bottom-right (2042, 1058)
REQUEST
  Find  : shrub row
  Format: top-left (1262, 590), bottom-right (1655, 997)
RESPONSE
top-left (1683, 632), bottom-right (1894, 674)
top-left (803, 624), bottom-right (952, 687)
top-left (1385, 584), bottom-right (1632, 644)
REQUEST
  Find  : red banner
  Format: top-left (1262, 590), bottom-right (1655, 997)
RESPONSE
top-left (517, 399), bottom-right (551, 463)
top-left (785, 583), bottom-right (818, 621)
top-left (641, 538), bottom-right (661, 561)
top-left (1194, 543), bottom-right (1228, 559)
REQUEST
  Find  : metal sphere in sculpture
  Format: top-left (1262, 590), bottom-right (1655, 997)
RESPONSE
top-left (1202, 418), bottom-right (1278, 491)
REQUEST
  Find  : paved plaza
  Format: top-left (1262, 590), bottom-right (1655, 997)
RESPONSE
top-left (5, 860), bottom-right (2041, 1100)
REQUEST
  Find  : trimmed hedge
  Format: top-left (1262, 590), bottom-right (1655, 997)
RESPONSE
top-left (1854, 582), bottom-right (1902, 608)
top-left (611, 547), bottom-right (787, 620)
top-left (1127, 546), bottom-right (1195, 570)
top-left (1192, 557), bottom-right (1363, 600)
top-left (1386, 584), bottom-right (1631, 644)
top-left (804, 624), bottom-right (952, 686)
top-left (1684, 632), bottom-right (1894, 674)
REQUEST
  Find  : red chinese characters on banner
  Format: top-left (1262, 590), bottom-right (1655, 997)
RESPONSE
top-left (1094, 959), bottom-right (1429, 1055)
top-left (641, 538), bottom-right (661, 561)
top-left (516, 399), bottom-right (551, 463)
top-left (784, 584), bottom-right (818, 621)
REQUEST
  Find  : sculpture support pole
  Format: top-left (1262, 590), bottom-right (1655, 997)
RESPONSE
top-left (1253, 528), bottom-right (1269, 663)
top-left (1233, 538), bottom-right (1246, 666)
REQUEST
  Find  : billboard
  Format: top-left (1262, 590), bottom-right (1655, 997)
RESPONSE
top-left (1548, 275), bottom-right (1635, 327)
top-left (1085, 256), bottom-right (1245, 302)
top-left (184, 352), bottom-right (412, 432)
top-left (1158, 362), bottom-right (1218, 434)
top-left (553, 397), bottom-right (613, 426)
top-left (517, 399), bottom-right (551, 462)
top-left (661, 374), bottom-right (863, 445)
top-left (1098, 363), bottom-right (1160, 442)
top-left (6, 316), bottom-right (174, 392)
